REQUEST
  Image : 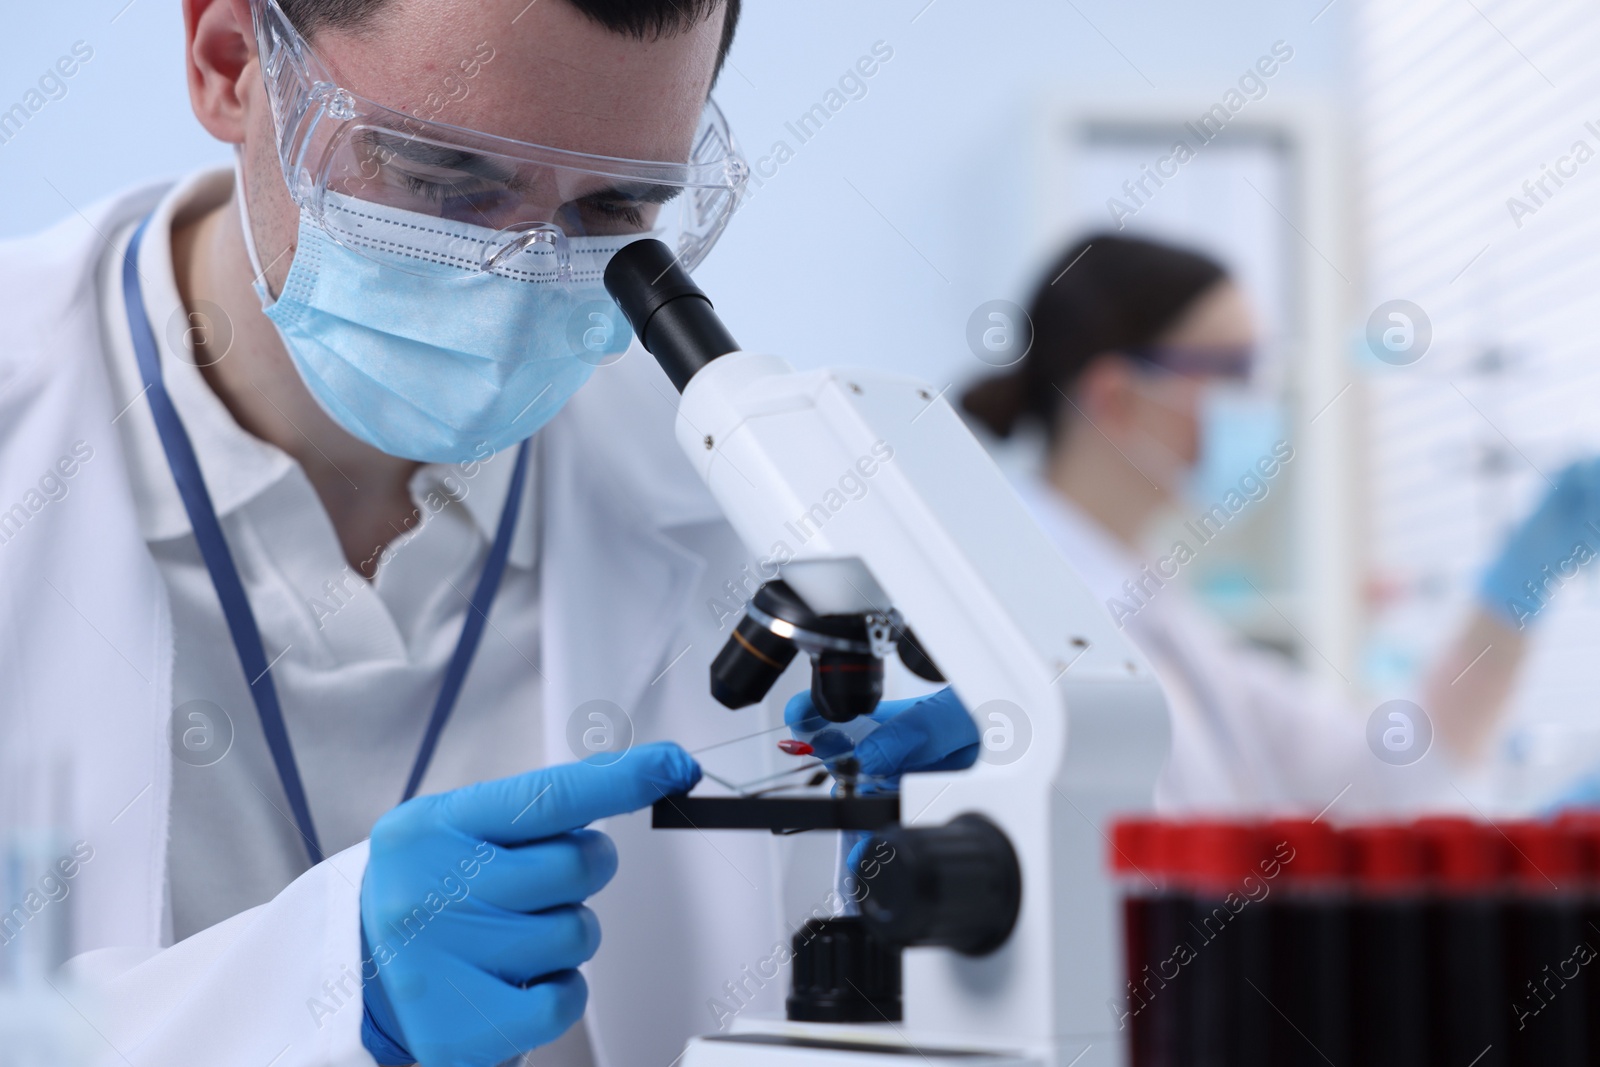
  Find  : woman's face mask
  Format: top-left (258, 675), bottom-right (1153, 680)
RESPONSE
top-left (1120, 354), bottom-right (1285, 512)
top-left (1183, 384), bottom-right (1286, 508)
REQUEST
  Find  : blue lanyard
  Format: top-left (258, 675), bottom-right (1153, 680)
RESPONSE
top-left (123, 214), bottom-right (530, 867)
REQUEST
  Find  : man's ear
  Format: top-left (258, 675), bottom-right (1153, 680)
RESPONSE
top-left (185, 0), bottom-right (257, 144)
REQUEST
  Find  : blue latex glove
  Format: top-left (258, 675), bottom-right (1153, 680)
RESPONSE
top-left (1480, 459), bottom-right (1600, 628)
top-left (360, 742), bottom-right (700, 1067)
top-left (784, 686), bottom-right (980, 787)
top-left (786, 687), bottom-right (980, 884)
top-left (1551, 767), bottom-right (1600, 812)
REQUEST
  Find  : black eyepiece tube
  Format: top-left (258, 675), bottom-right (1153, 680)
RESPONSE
top-left (603, 239), bottom-right (741, 393)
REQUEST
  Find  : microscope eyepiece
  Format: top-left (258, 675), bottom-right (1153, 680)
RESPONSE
top-left (603, 238), bottom-right (740, 392)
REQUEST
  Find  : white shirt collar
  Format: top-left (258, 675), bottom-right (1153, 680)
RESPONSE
top-left (405, 442), bottom-right (536, 570)
top-left (99, 166), bottom-right (534, 566)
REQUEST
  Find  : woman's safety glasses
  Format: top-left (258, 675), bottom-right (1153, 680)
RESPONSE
top-left (1127, 343), bottom-right (1257, 381)
top-left (248, 0), bottom-right (749, 284)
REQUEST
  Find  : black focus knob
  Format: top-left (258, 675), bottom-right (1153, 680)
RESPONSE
top-left (856, 814), bottom-right (1021, 956)
top-left (786, 916), bottom-right (902, 1023)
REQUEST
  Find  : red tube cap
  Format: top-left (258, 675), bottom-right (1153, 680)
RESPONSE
top-left (1345, 824), bottom-right (1425, 891)
top-left (1554, 811), bottom-right (1600, 880)
top-left (1110, 817), bottom-right (1159, 876)
top-left (1177, 821), bottom-right (1266, 892)
top-left (1502, 821), bottom-right (1583, 891)
top-left (1265, 819), bottom-right (1346, 883)
top-left (1414, 816), bottom-right (1505, 891)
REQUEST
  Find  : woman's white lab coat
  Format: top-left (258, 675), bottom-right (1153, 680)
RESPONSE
top-left (0, 181), bottom-right (810, 1067)
top-left (1013, 480), bottom-right (1450, 817)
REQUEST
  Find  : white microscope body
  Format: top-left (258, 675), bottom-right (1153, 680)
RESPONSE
top-left (605, 243), bottom-right (1170, 1067)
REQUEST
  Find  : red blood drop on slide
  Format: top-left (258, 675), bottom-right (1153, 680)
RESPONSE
top-left (777, 740), bottom-right (814, 756)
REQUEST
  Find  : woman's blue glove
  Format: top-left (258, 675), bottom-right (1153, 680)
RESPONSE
top-left (784, 686), bottom-right (980, 787)
top-left (1550, 767), bottom-right (1600, 812)
top-left (1480, 459), bottom-right (1600, 628)
top-left (786, 687), bottom-right (980, 882)
top-left (360, 742), bottom-right (700, 1067)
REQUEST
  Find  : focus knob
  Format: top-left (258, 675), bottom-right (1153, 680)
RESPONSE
top-left (786, 916), bottom-right (901, 1023)
top-left (856, 814), bottom-right (1021, 956)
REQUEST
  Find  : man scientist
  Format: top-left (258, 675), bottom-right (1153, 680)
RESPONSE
top-left (0, 1), bottom-right (990, 1065)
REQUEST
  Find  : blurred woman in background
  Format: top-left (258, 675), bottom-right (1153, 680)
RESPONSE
top-left (962, 235), bottom-right (1595, 814)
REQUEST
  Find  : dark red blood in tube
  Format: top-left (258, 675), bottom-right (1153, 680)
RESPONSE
top-left (1111, 818), bottom-right (1161, 1067)
top-left (1145, 822), bottom-right (1188, 1067)
top-left (1347, 824), bottom-right (1429, 1067)
top-left (1175, 821), bottom-right (1269, 1067)
top-left (1264, 819), bottom-right (1350, 1067)
top-left (1556, 812), bottom-right (1600, 1067)
top-left (1501, 821), bottom-right (1586, 1067)
top-left (1415, 816), bottom-right (1507, 1067)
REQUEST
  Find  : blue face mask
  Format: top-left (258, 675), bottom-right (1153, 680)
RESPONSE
top-left (1184, 387), bottom-right (1286, 508)
top-left (239, 179), bottom-right (631, 464)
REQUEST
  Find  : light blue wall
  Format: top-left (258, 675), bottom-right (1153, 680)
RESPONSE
top-left (0, 0), bottom-right (1349, 386)
top-left (0, 1), bottom-right (226, 238)
top-left (697, 0), bottom-right (1351, 385)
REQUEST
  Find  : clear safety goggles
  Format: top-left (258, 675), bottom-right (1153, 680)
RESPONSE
top-left (1128, 343), bottom-right (1257, 382)
top-left (248, 0), bottom-right (748, 284)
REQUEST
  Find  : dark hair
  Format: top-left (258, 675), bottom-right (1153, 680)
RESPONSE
top-left (279, 0), bottom-right (741, 79)
top-left (961, 234), bottom-right (1227, 440)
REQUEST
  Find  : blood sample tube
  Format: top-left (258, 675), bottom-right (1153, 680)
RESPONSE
top-left (1263, 819), bottom-right (1350, 1067)
top-left (1415, 816), bottom-right (1507, 1067)
top-left (1111, 817), bottom-right (1160, 1067)
top-left (1555, 812), bottom-right (1600, 1067)
top-left (1502, 820), bottom-right (1586, 1067)
top-left (1347, 824), bottom-right (1429, 1067)
top-left (1146, 821), bottom-right (1189, 1067)
top-left (1234, 826), bottom-right (1273, 1067)
top-left (1176, 821), bottom-right (1269, 1067)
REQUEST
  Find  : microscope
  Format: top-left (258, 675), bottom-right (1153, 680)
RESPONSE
top-left (604, 242), bottom-right (1171, 1067)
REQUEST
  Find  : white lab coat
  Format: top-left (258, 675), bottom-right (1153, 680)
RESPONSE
top-left (0, 181), bottom-right (808, 1066)
top-left (1014, 480), bottom-right (1451, 817)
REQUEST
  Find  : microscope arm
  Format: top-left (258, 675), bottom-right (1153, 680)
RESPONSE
top-left (606, 242), bottom-right (1170, 1067)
